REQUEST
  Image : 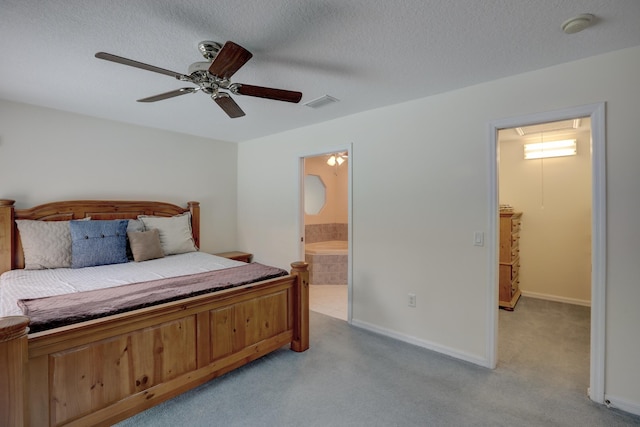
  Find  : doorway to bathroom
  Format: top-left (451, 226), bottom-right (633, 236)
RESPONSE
top-left (300, 148), bottom-right (352, 322)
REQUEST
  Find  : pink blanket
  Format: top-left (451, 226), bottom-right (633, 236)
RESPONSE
top-left (19, 263), bottom-right (287, 333)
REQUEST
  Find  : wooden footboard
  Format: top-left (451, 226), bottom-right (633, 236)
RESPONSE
top-left (0, 262), bottom-right (309, 427)
top-left (0, 199), bottom-right (309, 426)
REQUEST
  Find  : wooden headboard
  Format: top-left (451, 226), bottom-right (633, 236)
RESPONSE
top-left (0, 199), bottom-right (200, 275)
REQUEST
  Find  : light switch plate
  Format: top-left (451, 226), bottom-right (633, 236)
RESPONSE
top-left (473, 231), bottom-right (484, 246)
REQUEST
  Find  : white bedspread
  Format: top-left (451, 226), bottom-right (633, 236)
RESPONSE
top-left (0, 252), bottom-right (245, 317)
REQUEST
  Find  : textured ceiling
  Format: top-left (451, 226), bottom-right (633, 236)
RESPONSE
top-left (1, 0), bottom-right (639, 142)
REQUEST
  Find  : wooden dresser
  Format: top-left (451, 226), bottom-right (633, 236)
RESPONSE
top-left (499, 211), bottom-right (522, 310)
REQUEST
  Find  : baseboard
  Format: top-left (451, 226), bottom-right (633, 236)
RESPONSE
top-left (350, 318), bottom-right (491, 368)
top-left (521, 290), bottom-right (591, 307)
top-left (604, 394), bottom-right (640, 417)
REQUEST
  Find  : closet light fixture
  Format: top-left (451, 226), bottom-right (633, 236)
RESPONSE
top-left (524, 139), bottom-right (577, 160)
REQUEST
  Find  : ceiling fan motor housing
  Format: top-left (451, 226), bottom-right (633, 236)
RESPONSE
top-left (188, 61), bottom-right (212, 74)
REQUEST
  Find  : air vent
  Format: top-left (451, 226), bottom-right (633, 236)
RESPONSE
top-left (304, 95), bottom-right (339, 109)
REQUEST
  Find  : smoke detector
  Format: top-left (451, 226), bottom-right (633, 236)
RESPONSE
top-left (562, 14), bottom-right (595, 34)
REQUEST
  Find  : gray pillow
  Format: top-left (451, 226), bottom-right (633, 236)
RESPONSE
top-left (126, 219), bottom-right (146, 260)
top-left (127, 229), bottom-right (165, 262)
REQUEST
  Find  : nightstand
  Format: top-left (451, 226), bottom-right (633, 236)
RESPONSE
top-left (214, 251), bottom-right (253, 263)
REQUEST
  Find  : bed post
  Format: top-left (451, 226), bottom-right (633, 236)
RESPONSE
top-left (0, 316), bottom-right (30, 427)
top-left (290, 261), bottom-right (310, 352)
top-left (188, 201), bottom-right (200, 249)
top-left (0, 199), bottom-right (16, 275)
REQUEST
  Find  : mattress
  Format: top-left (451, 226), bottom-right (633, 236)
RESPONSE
top-left (0, 252), bottom-right (245, 317)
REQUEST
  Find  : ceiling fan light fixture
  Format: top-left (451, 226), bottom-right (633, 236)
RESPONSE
top-left (327, 152), bottom-right (347, 166)
top-left (561, 14), bottom-right (595, 34)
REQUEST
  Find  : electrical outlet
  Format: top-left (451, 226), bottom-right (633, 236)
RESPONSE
top-left (408, 293), bottom-right (416, 308)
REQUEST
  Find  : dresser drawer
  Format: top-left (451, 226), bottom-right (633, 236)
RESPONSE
top-left (499, 261), bottom-right (519, 282)
top-left (499, 233), bottom-right (519, 263)
top-left (511, 218), bottom-right (521, 233)
top-left (511, 260), bottom-right (520, 280)
top-left (511, 277), bottom-right (520, 294)
top-left (499, 270), bottom-right (519, 300)
top-left (510, 244), bottom-right (520, 260)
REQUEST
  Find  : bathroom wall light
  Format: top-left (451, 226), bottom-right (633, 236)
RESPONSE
top-left (524, 139), bottom-right (577, 160)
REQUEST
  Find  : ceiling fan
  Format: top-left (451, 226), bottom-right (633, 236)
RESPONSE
top-left (95, 40), bottom-right (302, 118)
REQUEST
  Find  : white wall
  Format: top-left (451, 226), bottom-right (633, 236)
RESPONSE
top-left (0, 99), bottom-right (238, 254)
top-left (499, 128), bottom-right (591, 304)
top-left (237, 46), bottom-right (640, 409)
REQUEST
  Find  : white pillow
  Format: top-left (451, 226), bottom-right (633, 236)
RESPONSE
top-left (138, 212), bottom-right (197, 255)
top-left (16, 219), bottom-right (90, 269)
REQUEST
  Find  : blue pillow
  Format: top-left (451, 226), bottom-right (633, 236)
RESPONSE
top-left (70, 220), bottom-right (129, 268)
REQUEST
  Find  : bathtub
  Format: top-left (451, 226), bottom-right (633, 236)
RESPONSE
top-left (305, 240), bottom-right (348, 285)
top-left (305, 240), bottom-right (348, 255)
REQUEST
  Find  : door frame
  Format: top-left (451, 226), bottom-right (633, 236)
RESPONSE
top-left (298, 144), bottom-right (353, 322)
top-left (487, 102), bottom-right (606, 403)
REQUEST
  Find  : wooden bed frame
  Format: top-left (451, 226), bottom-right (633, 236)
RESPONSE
top-left (0, 199), bottom-right (309, 427)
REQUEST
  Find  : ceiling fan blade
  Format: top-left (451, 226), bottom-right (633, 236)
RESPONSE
top-left (137, 87), bottom-right (198, 103)
top-left (214, 93), bottom-right (245, 118)
top-left (207, 41), bottom-right (253, 79)
top-left (95, 52), bottom-right (188, 80)
top-left (233, 84), bottom-right (302, 103)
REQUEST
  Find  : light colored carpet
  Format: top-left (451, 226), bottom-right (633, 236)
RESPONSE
top-left (115, 297), bottom-right (640, 426)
